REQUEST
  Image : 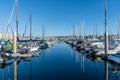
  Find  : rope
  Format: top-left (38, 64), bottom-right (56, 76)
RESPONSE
top-left (22, 17), bottom-right (30, 38)
top-left (10, 24), bottom-right (14, 34)
top-left (5, 0), bottom-right (15, 36)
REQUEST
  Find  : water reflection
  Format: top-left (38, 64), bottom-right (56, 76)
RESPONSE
top-left (108, 62), bottom-right (120, 80)
top-left (40, 50), bottom-right (47, 63)
top-left (14, 61), bottom-right (17, 80)
top-left (7, 66), bottom-right (11, 80)
top-left (70, 47), bottom-right (85, 72)
top-left (70, 46), bottom-right (74, 58)
top-left (0, 64), bottom-right (13, 80)
top-left (20, 43), bottom-right (120, 80)
top-left (105, 61), bottom-right (108, 80)
top-left (100, 57), bottom-right (120, 80)
top-left (30, 60), bottom-right (32, 80)
top-left (2, 68), bottom-right (4, 80)
top-left (76, 51), bottom-right (80, 63)
top-left (74, 44), bottom-right (120, 80)
top-left (86, 54), bottom-right (120, 80)
top-left (81, 53), bottom-right (85, 72)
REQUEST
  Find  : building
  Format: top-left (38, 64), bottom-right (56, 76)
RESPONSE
top-left (0, 33), bottom-right (13, 39)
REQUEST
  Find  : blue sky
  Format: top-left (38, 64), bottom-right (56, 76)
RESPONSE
top-left (0, 0), bottom-right (120, 36)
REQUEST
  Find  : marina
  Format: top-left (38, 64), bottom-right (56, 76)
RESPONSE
top-left (0, 0), bottom-right (120, 80)
top-left (0, 42), bottom-right (120, 80)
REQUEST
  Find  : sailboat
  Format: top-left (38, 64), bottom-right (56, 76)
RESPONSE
top-left (17, 14), bottom-right (39, 42)
top-left (18, 14), bottom-right (40, 55)
top-left (39, 25), bottom-right (48, 49)
top-left (0, 0), bottom-right (18, 66)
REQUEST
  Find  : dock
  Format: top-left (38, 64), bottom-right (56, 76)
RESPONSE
top-left (97, 50), bottom-right (120, 55)
top-left (12, 53), bottom-right (32, 58)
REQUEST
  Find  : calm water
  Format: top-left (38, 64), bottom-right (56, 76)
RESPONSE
top-left (0, 42), bottom-right (120, 80)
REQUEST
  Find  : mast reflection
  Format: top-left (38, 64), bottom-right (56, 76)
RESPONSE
top-left (76, 51), bottom-right (80, 63)
top-left (81, 53), bottom-right (85, 72)
top-left (105, 61), bottom-right (108, 80)
top-left (14, 61), bottom-right (18, 80)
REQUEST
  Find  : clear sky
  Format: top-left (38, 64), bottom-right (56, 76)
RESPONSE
top-left (0, 0), bottom-right (120, 36)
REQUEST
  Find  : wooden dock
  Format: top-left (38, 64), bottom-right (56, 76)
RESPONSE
top-left (12, 53), bottom-right (32, 58)
top-left (97, 50), bottom-right (120, 55)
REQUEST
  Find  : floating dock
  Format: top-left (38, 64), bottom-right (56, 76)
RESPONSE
top-left (97, 50), bottom-right (120, 55)
top-left (12, 53), bottom-right (32, 58)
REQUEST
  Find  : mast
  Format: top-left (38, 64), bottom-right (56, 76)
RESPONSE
top-left (14, 1), bottom-right (18, 80)
top-left (73, 26), bottom-right (75, 40)
top-left (78, 25), bottom-right (81, 40)
top-left (104, 2), bottom-right (109, 76)
top-left (82, 20), bottom-right (84, 40)
top-left (75, 26), bottom-right (77, 40)
top-left (80, 21), bottom-right (82, 40)
top-left (104, 0), bottom-right (108, 55)
top-left (104, 1), bottom-right (108, 80)
top-left (2, 17), bottom-right (4, 39)
top-left (16, 0), bottom-right (18, 37)
top-left (42, 24), bottom-right (45, 40)
top-left (118, 16), bottom-right (120, 38)
top-left (96, 24), bottom-right (98, 39)
top-left (30, 14), bottom-right (32, 40)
